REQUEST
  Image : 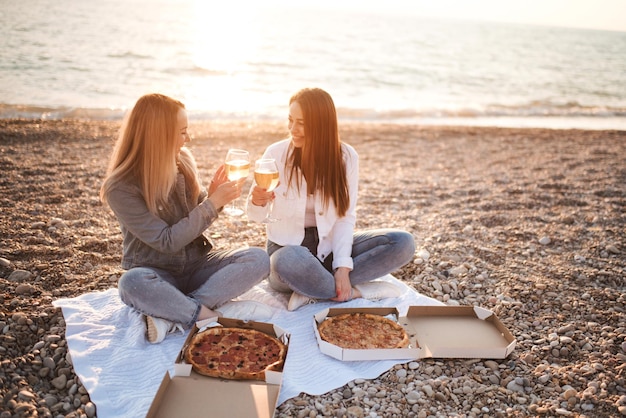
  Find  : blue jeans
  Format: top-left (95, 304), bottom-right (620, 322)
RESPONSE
top-left (267, 228), bottom-right (415, 299)
top-left (118, 247), bottom-right (269, 328)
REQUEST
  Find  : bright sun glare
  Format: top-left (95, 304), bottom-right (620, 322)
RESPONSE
top-left (191, 2), bottom-right (258, 73)
top-left (183, 1), bottom-right (262, 112)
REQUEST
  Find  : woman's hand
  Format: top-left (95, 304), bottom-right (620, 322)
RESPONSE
top-left (208, 165), bottom-right (229, 195)
top-left (208, 174), bottom-right (244, 210)
top-left (331, 267), bottom-right (353, 302)
top-left (250, 184), bottom-right (275, 207)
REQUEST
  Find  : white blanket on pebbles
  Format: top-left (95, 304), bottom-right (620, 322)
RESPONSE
top-left (53, 274), bottom-right (442, 418)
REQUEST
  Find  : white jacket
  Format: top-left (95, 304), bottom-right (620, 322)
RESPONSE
top-left (247, 138), bottom-right (359, 270)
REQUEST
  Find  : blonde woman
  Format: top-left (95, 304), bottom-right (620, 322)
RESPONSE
top-left (248, 88), bottom-right (415, 311)
top-left (101, 93), bottom-right (270, 343)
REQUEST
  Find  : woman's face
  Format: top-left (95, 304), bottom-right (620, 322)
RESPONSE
top-left (288, 101), bottom-right (305, 148)
top-left (177, 108), bottom-right (190, 151)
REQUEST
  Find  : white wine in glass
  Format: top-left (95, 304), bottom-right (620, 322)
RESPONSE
top-left (254, 158), bottom-right (280, 223)
top-left (223, 149), bottom-right (250, 216)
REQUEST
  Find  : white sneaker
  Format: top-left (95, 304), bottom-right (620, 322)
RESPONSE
top-left (145, 316), bottom-right (184, 344)
top-left (354, 281), bottom-right (403, 300)
top-left (287, 292), bottom-right (316, 311)
top-left (216, 300), bottom-right (273, 321)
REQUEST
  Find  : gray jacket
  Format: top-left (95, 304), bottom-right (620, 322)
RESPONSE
top-left (106, 173), bottom-right (219, 275)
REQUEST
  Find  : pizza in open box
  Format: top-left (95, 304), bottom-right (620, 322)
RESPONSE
top-left (317, 312), bottom-right (410, 349)
top-left (184, 326), bottom-right (287, 380)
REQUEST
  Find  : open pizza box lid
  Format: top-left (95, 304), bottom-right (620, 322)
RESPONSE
top-left (313, 305), bottom-right (516, 361)
top-left (146, 317), bottom-right (289, 418)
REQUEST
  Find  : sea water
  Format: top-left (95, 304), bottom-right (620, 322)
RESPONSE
top-left (1, 0), bottom-right (625, 129)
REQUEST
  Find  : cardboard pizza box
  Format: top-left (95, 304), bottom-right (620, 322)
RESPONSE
top-left (146, 317), bottom-right (289, 418)
top-left (313, 305), bottom-right (516, 361)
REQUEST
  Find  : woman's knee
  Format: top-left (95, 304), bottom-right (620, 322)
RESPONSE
top-left (388, 230), bottom-right (416, 264)
top-left (270, 245), bottom-right (297, 263)
top-left (271, 246), bottom-right (320, 283)
top-left (118, 267), bottom-right (158, 305)
top-left (118, 267), bottom-right (157, 291)
top-left (250, 247), bottom-right (271, 268)
top-left (237, 247), bottom-right (270, 275)
top-left (270, 246), bottom-right (311, 273)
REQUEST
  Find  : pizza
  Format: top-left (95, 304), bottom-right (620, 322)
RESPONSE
top-left (184, 326), bottom-right (287, 380)
top-left (317, 312), bottom-right (410, 349)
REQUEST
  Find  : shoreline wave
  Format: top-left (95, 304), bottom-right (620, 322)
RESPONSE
top-left (1, 103), bottom-right (625, 131)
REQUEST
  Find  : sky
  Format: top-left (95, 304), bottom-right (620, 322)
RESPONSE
top-left (262, 0), bottom-right (626, 32)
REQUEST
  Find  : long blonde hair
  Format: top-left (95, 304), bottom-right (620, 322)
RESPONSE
top-left (100, 93), bottom-right (201, 215)
top-left (287, 88), bottom-right (349, 217)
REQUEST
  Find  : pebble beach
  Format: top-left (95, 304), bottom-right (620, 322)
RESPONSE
top-left (0, 118), bottom-right (625, 417)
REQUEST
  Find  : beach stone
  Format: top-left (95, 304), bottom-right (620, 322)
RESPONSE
top-left (8, 269), bottom-right (33, 282)
top-left (352, 389), bottom-right (366, 398)
top-left (416, 249), bottom-right (430, 261)
top-left (15, 283), bottom-right (36, 295)
top-left (43, 395), bottom-right (58, 407)
top-left (68, 383), bottom-right (78, 396)
top-left (488, 375), bottom-right (500, 384)
top-left (50, 217), bottom-right (67, 227)
top-left (0, 257), bottom-right (11, 267)
top-left (346, 406), bottom-right (364, 417)
top-left (421, 385), bottom-right (434, 397)
top-left (43, 357), bottom-right (55, 369)
top-left (51, 375), bottom-right (67, 390)
top-left (18, 390), bottom-right (36, 402)
top-left (581, 403), bottom-right (595, 412)
top-left (506, 380), bottom-right (525, 393)
top-left (539, 236), bottom-right (551, 245)
top-left (405, 391), bottom-right (420, 404)
top-left (484, 360), bottom-right (499, 371)
top-left (85, 401), bottom-right (96, 417)
top-left (449, 266), bottom-right (468, 276)
top-left (563, 388), bottom-right (577, 400)
top-left (12, 312), bottom-right (28, 324)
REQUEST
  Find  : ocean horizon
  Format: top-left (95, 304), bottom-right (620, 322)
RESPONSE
top-left (2, 1), bottom-right (625, 130)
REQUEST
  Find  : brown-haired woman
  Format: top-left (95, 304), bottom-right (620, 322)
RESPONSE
top-left (247, 88), bottom-right (415, 311)
top-left (101, 93), bottom-right (271, 343)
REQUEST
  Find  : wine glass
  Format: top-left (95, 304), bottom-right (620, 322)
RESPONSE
top-left (223, 149), bottom-right (250, 216)
top-left (254, 158), bottom-right (280, 223)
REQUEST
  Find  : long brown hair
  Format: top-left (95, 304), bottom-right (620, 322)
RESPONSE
top-left (100, 93), bottom-right (201, 215)
top-left (287, 88), bottom-right (349, 216)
